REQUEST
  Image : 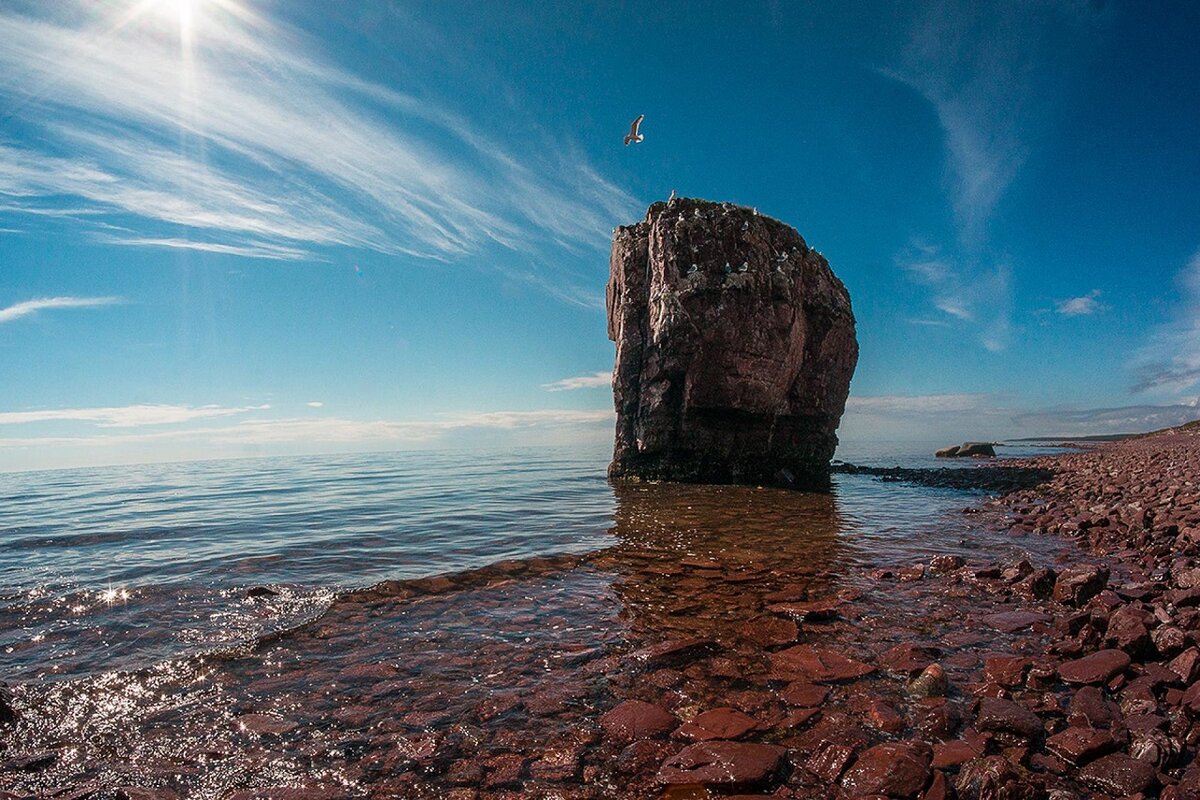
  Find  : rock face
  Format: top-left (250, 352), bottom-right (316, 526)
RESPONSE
top-left (606, 198), bottom-right (857, 489)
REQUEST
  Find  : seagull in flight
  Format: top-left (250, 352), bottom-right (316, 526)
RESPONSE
top-left (624, 114), bottom-right (645, 145)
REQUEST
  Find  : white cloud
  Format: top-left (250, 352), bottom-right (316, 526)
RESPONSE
top-left (0, 2), bottom-right (636, 299)
top-left (885, 2), bottom-right (1105, 351)
top-left (897, 244), bottom-right (1012, 350)
top-left (845, 393), bottom-right (992, 413)
top-left (306, 401), bottom-right (324, 408)
top-left (1055, 289), bottom-right (1107, 317)
top-left (840, 391), bottom-right (1200, 443)
top-left (541, 371), bottom-right (612, 392)
top-left (0, 408), bottom-right (616, 470)
top-left (1133, 249), bottom-right (1200, 393)
top-left (0, 295), bottom-right (121, 324)
top-left (0, 403), bottom-right (270, 427)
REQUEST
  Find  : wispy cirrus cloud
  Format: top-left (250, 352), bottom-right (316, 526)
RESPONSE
top-left (884, 1), bottom-right (1106, 350)
top-left (1133, 249), bottom-right (1200, 394)
top-left (0, 403), bottom-right (270, 427)
top-left (1055, 289), bottom-right (1108, 317)
top-left (0, 295), bottom-right (121, 324)
top-left (541, 371), bottom-right (612, 392)
top-left (0, 1), bottom-right (635, 299)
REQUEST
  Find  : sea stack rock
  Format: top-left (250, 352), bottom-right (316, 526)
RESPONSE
top-left (606, 198), bottom-right (857, 489)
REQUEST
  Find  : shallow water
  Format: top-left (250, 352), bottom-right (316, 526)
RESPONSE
top-left (0, 442), bottom-right (1076, 797)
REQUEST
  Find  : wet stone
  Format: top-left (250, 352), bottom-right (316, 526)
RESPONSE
top-left (656, 741), bottom-right (786, 788)
top-left (738, 616), bottom-right (799, 647)
top-left (1058, 649), bottom-right (1131, 685)
top-left (932, 740), bottom-right (981, 769)
top-left (1053, 565), bottom-right (1110, 607)
top-left (975, 697), bottom-right (1043, 740)
top-left (675, 707), bottom-right (760, 741)
top-left (600, 700), bottom-right (677, 743)
top-left (953, 755), bottom-right (1038, 800)
top-left (982, 611), bottom-right (1051, 633)
top-left (840, 741), bottom-right (932, 799)
top-left (770, 645), bottom-right (874, 682)
top-left (1044, 726), bottom-right (1117, 765)
top-left (779, 681), bottom-right (828, 708)
top-left (803, 740), bottom-right (858, 784)
top-left (1077, 752), bottom-right (1157, 795)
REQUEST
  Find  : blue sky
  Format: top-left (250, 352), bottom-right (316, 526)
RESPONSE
top-left (1, 0), bottom-right (1199, 471)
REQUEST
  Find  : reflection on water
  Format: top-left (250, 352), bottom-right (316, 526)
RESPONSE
top-left (0, 449), bottom-right (1074, 797)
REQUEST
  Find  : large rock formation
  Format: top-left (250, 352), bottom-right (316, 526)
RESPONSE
top-left (606, 198), bottom-right (857, 489)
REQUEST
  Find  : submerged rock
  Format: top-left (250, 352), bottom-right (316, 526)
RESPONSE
top-left (606, 198), bottom-right (857, 489)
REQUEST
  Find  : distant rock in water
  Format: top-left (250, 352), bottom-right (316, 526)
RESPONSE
top-left (935, 442), bottom-right (996, 458)
top-left (606, 198), bottom-right (857, 489)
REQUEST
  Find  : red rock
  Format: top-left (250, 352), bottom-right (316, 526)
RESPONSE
top-left (738, 616), bottom-right (799, 647)
top-left (1067, 686), bottom-right (1123, 728)
top-left (607, 199), bottom-right (858, 489)
top-left (1053, 564), bottom-right (1110, 607)
top-left (656, 741), bottom-right (786, 787)
top-left (1044, 726), bottom-right (1117, 765)
top-left (1105, 604), bottom-right (1152, 654)
top-left (880, 643), bottom-right (941, 675)
top-left (766, 598), bottom-right (841, 621)
top-left (982, 610), bottom-right (1051, 633)
top-left (932, 740), bottom-right (981, 768)
top-left (600, 700), bottom-right (678, 743)
top-left (922, 770), bottom-right (950, 800)
top-left (482, 753), bottom-right (527, 789)
top-left (1171, 647), bottom-right (1200, 684)
top-left (631, 637), bottom-right (716, 667)
top-left (769, 645), bottom-right (875, 682)
top-left (780, 681), bottom-right (828, 707)
top-left (1058, 649), bottom-right (1131, 685)
top-left (953, 755), bottom-right (1038, 800)
top-left (840, 741), bottom-right (932, 799)
top-left (983, 655), bottom-right (1030, 687)
top-left (675, 708), bottom-right (760, 741)
top-left (1077, 752), bottom-right (1157, 795)
top-left (866, 698), bottom-right (905, 733)
top-left (804, 739), bottom-right (857, 783)
top-left (974, 697), bottom-right (1043, 739)
top-left (616, 739), bottom-right (676, 774)
top-left (929, 555), bottom-right (965, 574)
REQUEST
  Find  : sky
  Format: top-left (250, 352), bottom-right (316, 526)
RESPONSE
top-left (1, 0), bottom-right (1199, 471)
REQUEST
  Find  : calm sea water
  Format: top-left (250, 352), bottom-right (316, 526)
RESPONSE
top-left (0, 441), bottom-right (1051, 683)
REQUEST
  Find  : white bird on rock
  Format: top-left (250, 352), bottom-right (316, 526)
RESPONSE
top-left (624, 114), bottom-right (645, 145)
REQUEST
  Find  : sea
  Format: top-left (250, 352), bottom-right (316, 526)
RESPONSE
top-left (0, 440), bottom-right (1071, 795)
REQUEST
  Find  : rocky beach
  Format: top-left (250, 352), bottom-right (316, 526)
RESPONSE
top-left (1, 427), bottom-right (1199, 798)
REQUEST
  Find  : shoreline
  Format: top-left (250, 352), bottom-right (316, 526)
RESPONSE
top-left (2, 434), bottom-right (1197, 797)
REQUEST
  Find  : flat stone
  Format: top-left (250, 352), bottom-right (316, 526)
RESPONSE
top-left (738, 616), bottom-right (799, 647)
top-left (766, 598), bottom-right (841, 621)
top-left (932, 740), bottom-right (981, 769)
top-left (881, 643), bottom-right (941, 675)
top-left (1077, 752), bottom-right (1156, 795)
top-left (840, 741), bottom-right (932, 799)
top-left (804, 740), bottom-right (857, 783)
top-left (982, 655), bottom-right (1030, 687)
top-left (676, 708), bottom-right (760, 741)
top-left (1058, 649), bottom-right (1131, 685)
top-left (974, 697), bottom-right (1043, 739)
top-left (780, 681), bottom-right (828, 707)
top-left (770, 645), bottom-right (875, 682)
top-left (656, 741), bottom-right (786, 787)
top-left (600, 700), bottom-right (677, 743)
top-left (981, 610), bottom-right (1051, 633)
top-left (1044, 726), bottom-right (1117, 765)
top-left (631, 637), bottom-right (716, 667)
